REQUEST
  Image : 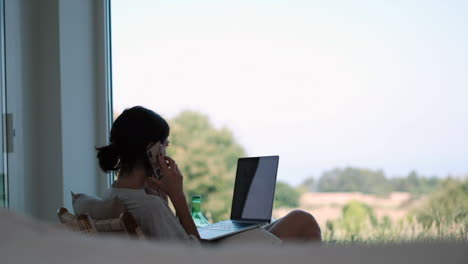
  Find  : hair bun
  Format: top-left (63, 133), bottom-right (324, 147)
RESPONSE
top-left (96, 144), bottom-right (119, 172)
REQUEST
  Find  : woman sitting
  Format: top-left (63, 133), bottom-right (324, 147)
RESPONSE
top-left (98, 106), bottom-right (321, 244)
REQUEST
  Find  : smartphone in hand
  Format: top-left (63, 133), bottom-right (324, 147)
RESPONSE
top-left (146, 142), bottom-right (164, 180)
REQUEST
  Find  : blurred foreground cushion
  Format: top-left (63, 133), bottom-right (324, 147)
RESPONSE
top-left (0, 208), bottom-right (467, 264)
top-left (71, 192), bottom-right (125, 219)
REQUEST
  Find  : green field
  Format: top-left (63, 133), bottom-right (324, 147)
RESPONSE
top-left (319, 179), bottom-right (467, 243)
top-left (322, 202), bottom-right (467, 243)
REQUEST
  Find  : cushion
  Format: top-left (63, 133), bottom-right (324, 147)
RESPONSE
top-left (71, 192), bottom-right (125, 219)
top-left (2, 208), bottom-right (467, 264)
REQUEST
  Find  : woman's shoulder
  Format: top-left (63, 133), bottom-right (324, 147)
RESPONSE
top-left (105, 187), bottom-right (167, 208)
top-left (103, 187), bottom-right (145, 199)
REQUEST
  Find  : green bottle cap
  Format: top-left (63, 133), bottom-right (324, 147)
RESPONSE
top-left (192, 195), bottom-right (202, 202)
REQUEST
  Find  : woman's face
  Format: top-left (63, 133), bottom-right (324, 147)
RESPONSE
top-left (161, 138), bottom-right (169, 156)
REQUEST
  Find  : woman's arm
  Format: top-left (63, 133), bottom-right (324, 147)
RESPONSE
top-left (169, 192), bottom-right (200, 239)
top-left (147, 155), bottom-right (200, 239)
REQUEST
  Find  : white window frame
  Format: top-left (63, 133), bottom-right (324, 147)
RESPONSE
top-left (0, 0), bottom-right (8, 208)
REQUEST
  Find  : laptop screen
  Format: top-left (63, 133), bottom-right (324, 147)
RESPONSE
top-left (230, 156), bottom-right (279, 222)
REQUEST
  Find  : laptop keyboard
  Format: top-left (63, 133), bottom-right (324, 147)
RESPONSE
top-left (202, 221), bottom-right (256, 231)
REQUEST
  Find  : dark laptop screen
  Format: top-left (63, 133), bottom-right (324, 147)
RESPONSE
top-left (230, 156), bottom-right (279, 221)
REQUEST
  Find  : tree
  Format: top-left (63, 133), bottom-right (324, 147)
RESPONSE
top-left (341, 200), bottom-right (378, 236)
top-left (166, 111), bottom-right (246, 222)
top-left (326, 200), bottom-right (379, 241)
top-left (315, 167), bottom-right (443, 196)
top-left (317, 167), bottom-right (392, 196)
top-left (274, 181), bottom-right (301, 209)
top-left (390, 171), bottom-right (441, 196)
top-left (414, 178), bottom-right (468, 231)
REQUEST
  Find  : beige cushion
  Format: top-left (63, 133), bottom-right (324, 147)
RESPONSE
top-left (71, 192), bottom-right (125, 219)
top-left (2, 208), bottom-right (468, 264)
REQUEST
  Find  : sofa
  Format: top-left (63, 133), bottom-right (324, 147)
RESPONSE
top-left (1, 209), bottom-right (467, 264)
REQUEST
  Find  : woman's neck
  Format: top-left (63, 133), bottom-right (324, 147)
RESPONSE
top-left (113, 167), bottom-right (148, 189)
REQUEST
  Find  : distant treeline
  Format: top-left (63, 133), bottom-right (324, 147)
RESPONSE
top-left (300, 167), bottom-right (453, 196)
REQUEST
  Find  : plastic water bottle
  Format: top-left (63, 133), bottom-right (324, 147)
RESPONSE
top-left (191, 195), bottom-right (210, 227)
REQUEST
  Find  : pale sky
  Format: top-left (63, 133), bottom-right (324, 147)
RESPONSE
top-left (111, 0), bottom-right (468, 186)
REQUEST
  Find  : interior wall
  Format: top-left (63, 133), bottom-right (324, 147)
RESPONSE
top-left (5, 0), bottom-right (40, 216)
top-left (36, 0), bottom-right (64, 221)
top-left (4, 0), bottom-right (110, 221)
top-left (58, 0), bottom-right (101, 215)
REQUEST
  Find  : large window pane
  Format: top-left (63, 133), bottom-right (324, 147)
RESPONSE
top-left (111, 0), bottom-right (468, 242)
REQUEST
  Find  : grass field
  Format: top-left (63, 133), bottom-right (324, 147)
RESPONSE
top-left (273, 192), bottom-right (467, 243)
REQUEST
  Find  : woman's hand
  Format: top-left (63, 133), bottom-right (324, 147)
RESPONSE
top-left (146, 155), bottom-right (200, 240)
top-left (146, 154), bottom-right (184, 200)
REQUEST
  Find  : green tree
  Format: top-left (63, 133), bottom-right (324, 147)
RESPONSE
top-left (341, 200), bottom-right (378, 234)
top-left (166, 111), bottom-right (246, 222)
top-left (390, 171), bottom-right (441, 196)
top-left (414, 178), bottom-right (468, 233)
top-left (317, 167), bottom-right (391, 196)
top-left (274, 181), bottom-right (300, 209)
top-left (316, 167), bottom-right (442, 196)
top-left (329, 200), bottom-right (379, 241)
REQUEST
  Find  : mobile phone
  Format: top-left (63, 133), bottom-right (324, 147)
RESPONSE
top-left (146, 142), bottom-right (164, 180)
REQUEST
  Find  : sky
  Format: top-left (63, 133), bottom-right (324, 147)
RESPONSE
top-left (111, 0), bottom-right (468, 186)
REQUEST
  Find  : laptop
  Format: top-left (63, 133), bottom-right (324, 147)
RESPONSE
top-left (198, 155), bottom-right (279, 241)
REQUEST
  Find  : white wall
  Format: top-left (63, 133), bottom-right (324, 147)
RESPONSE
top-left (5, 0), bottom-right (111, 221)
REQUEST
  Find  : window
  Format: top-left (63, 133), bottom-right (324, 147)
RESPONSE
top-left (110, 0), bottom-right (468, 242)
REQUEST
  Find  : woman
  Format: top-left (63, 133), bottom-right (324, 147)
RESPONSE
top-left (98, 106), bottom-right (321, 244)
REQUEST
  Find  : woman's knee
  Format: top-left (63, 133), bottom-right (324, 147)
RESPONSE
top-left (287, 210), bottom-right (317, 224)
top-left (287, 210), bottom-right (322, 240)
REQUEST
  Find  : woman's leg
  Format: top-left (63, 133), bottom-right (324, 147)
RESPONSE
top-left (264, 210), bottom-right (322, 242)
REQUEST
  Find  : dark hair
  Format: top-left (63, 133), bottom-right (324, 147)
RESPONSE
top-left (96, 106), bottom-right (170, 173)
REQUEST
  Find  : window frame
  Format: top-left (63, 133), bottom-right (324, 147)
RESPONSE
top-left (0, 0), bottom-right (8, 208)
top-left (105, 0), bottom-right (115, 187)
